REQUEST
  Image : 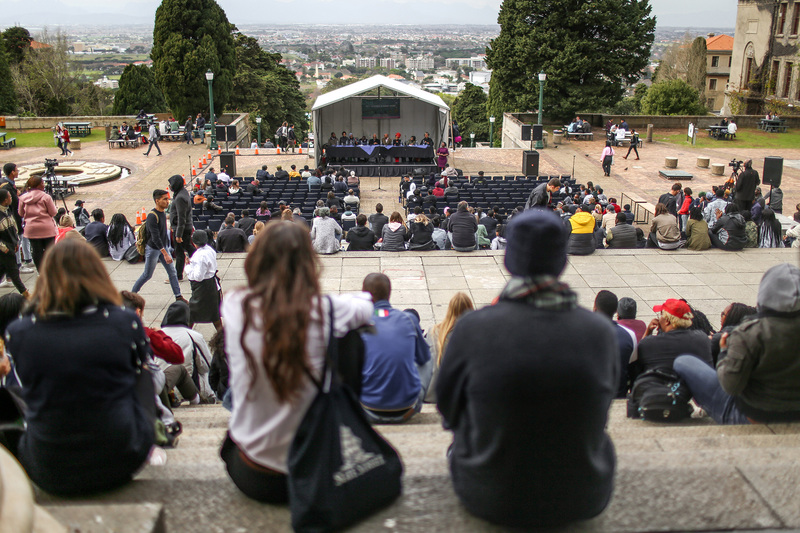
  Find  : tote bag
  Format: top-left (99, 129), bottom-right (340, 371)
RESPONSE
top-left (287, 299), bottom-right (403, 533)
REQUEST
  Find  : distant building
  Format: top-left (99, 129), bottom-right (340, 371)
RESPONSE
top-left (406, 56), bottom-right (434, 70)
top-left (94, 76), bottom-right (118, 89)
top-left (469, 71), bottom-right (492, 85)
top-left (725, 0), bottom-right (800, 114)
top-left (380, 57), bottom-right (398, 70)
top-left (445, 56), bottom-right (487, 70)
top-left (356, 56), bottom-right (377, 68)
top-left (705, 33), bottom-right (734, 112)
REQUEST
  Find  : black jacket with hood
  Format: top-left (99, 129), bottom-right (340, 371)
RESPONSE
top-left (168, 175), bottom-right (192, 237)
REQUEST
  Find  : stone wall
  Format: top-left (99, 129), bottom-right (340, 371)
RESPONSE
top-left (1, 115), bottom-right (137, 130)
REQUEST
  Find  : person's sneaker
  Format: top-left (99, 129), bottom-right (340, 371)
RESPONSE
top-left (0, 279), bottom-right (13, 288)
top-left (148, 446), bottom-right (168, 466)
top-left (175, 295), bottom-right (188, 304)
top-left (19, 265), bottom-right (35, 274)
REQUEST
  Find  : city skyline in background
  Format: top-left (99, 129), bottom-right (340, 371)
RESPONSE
top-left (3, 0), bottom-right (737, 29)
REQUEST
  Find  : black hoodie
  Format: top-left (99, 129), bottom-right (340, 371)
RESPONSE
top-left (168, 175), bottom-right (192, 236)
top-left (345, 225), bottom-right (377, 251)
top-left (161, 300), bottom-right (191, 328)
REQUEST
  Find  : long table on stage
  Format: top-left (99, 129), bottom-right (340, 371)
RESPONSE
top-left (326, 144), bottom-right (435, 162)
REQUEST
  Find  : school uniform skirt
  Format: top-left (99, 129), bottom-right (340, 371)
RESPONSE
top-left (190, 276), bottom-right (221, 323)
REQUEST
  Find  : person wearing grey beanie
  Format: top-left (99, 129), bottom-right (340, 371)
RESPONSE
top-left (436, 207), bottom-right (619, 529)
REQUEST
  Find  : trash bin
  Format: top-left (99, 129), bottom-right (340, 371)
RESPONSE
top-left (553, 129), bottom-right (563, 145)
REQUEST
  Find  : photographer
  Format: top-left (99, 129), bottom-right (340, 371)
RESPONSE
top-left (734, 160), bottom-right (759, 213)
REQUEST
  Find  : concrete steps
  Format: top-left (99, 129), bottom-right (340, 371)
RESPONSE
top-left (36, 401), bottom-right (800, 532)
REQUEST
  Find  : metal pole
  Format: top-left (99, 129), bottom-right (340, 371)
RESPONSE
top-left (208, 79), bottom-right (217, 150)
top-left (489, 117), bottom-right (494, 148)
top-left (257, 118), bottom-right (261, 145)
top-left (535, 77), bottom-right (545, 150)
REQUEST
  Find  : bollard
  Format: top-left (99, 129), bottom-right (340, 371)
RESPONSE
top-left (647, 124), bottom-right (653, 143)
top-left (696, 157), bottom-right (710, 169)
top-left (665, 157), bottom-right (678, 169)
top-left (711, 163), bottom-right (726, 176)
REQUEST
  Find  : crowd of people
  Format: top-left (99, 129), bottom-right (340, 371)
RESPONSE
top-left (0, 141), bottom-right (798, 531)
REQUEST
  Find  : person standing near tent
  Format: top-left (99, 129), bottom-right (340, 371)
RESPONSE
top-left (437, 142), bottom-right (449, 172)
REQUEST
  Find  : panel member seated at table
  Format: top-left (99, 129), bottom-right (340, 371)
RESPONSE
top-left (328, 132), bottom-right (338, 146)
top-left (338, 131), bottom-right (349, 145)
top-left (393, 132), bottom-right (403, 146)
top-left (369, 134), bottom-right (380, 145)
top-left (382, 133), bottom-right (392, 145)
top-left (421, 132), bottom-right (434, 146)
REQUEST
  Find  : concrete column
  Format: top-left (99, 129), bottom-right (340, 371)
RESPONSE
top-left (646, 124), bottom-right (654, 143)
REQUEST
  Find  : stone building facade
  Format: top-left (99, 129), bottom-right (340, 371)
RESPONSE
top-left (725, 0), bottom-right (800, 114)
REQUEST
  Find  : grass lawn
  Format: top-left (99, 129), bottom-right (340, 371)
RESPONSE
top-left (656, 128), bottom-right (800, 150)
top-left (2, 129), bottom-right (106, 148)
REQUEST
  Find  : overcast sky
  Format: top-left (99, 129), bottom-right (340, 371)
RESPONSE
top-left (5, 0), bottom-right (737, 28)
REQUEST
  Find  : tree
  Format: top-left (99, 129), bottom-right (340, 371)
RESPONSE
top-left (0, 49), bottom-right (17, 114)
top-left (321, 77), bottom-right (358, 94)
top-left (486, 0), bottom-right (655, 121)
top-left (151, 0), bottom-right (235, 120)
top-left (227, 33), bottom-right (308, 141)
top-left (10, 29), bottom-right (77, 116)
top-left (451, 83), bottom-right (489, 142)
top-left (2, 26), bottom-right (32, 66)
top-left (686, 37), bottom-right (707, 104)
top-left (113, 64), bottom-right (168, 115)
top-left (640, 79), bottom-right (706, 115)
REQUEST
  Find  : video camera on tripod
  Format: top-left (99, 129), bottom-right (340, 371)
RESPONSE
top-left (44, 158), bottom-right (59, 178)
top-left (728, 159), bottom-right (743, 174)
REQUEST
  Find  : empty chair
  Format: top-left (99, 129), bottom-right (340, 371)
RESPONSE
top-left (208, 218), bottom-right (223, 232)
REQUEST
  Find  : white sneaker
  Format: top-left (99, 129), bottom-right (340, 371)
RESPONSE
top-left (148, 446), bottom-right (168, 466)
top-left (19, 266), bottom-right (35, 274)
top-left (0, 280), bottom-right (13, 288)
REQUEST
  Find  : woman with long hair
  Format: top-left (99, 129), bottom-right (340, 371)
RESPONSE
top-left (18, 175), bottom-right (57, 271)
top-left (107, 213), bottom-right (136, 261)
top-left (758, 208), bottom-right (784, 248)
top-left (408, 213), bottom-right (435, 251)
top-left (380, 211), bottom-right (408, 251)
top-left (424, 292), bottom-right (474, 402)
top-left (599, 140), bottom-right (614, 177)
top-left (6, 239), bottom-right (155, 495)
top-left (220, 221), bottom-right (372, 503)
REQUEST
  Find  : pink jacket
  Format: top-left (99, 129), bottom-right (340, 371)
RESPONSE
top-left (19, 189), bottom-right (57, 238)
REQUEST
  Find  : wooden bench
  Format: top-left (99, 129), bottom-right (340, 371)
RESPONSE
top-left (567, 132), bottom-right (594, 141)
top-left (0, 137), bottom-right (16, 149)
top-left (160, 132), bottom-right (185, 142)
top-left (108, 138), bottom-right (140, 149)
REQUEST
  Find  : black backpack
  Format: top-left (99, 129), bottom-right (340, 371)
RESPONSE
top-left (627, 368), bottom-right (692, 422)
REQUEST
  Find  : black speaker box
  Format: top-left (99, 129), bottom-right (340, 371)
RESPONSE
top-left (215, 125), bottom-right (236, 142)
top-left (532, 124), bottom-right (543, 141)
top-left (523, 150), bottom-right (539, 177)
top-left (219, 152), bottom-right (237, 177)
top-left (762, 156), bottom-right (783, 188)
top-left (521, 124), bottom-right (532, 141)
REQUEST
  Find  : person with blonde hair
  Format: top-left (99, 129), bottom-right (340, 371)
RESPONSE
top-left (7, 239), bottom-right (156, 495)
top-left (408, 213), bottom-right (436, 251)
top-left (424, 292), bottom-right (474, 402)
top-left (55, 214), bottom-right (80, 243)
top-left (220, 221), bottom-right (373, 502)
top-left (249, 221), bottom-right (265, 245)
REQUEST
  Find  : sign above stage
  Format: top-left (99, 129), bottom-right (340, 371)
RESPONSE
top-left (362, 98), bottom-right (401, 120)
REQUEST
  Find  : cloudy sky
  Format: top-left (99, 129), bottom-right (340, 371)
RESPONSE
top-left (5, 0), bottom-right (737, 28)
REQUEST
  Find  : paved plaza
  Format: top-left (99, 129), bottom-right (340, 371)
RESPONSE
top-left (3, 131), bottom-right (800, 532)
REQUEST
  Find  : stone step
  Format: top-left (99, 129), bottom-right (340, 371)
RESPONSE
top-left (44, 504), bottom-right (165, 533)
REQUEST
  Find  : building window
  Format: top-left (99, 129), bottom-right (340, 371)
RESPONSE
top-left (745, 57), bottom-right (754, 85)
top-left (770, 60), bottom-right (780, 95)
top-left (793, 4), bottom-right (800, 35)
top-left (778, 3), bottom-right (788, 34)
top-left (784, 63), bottom-right (793, 97)
top-left (709, 78), bottom-right (718, 90)
top-left (729, 56), bottom-right (732, 67)
top-left (712, 56), bottom-right (720, 67)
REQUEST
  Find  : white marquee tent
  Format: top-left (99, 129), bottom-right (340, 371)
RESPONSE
top-left (311, 75), bottom-right (450, 168)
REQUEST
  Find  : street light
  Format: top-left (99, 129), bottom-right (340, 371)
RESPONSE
top-left (205, 70), bottom-right (217, 150)
top-left (470, 132), bottom-right (475, 148)
top-left (256, 116), bottom-right (262, 146)
top-left (489, 116), bottom-right (495, 148)
top-left (535, 71), bottom-right (546, 150)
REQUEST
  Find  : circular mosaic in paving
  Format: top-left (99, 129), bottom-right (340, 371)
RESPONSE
top-left (14, 160), bottom-right (128, 187)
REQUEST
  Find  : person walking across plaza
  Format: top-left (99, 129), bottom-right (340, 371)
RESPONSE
top-left (184, 115), bottom-right (195, 144)
top-left (0, 189), bottom-right (30, 299)
top-left (143, 121), bottom-right (162, 156)
top-left (131, 189), bottom-right (185, 303)
top-left (622, 128), bottom-right (640, 160)
top-left (196, 113), bottom-right (206, 144)
top-left (600, 141), bottom-right (614, 177)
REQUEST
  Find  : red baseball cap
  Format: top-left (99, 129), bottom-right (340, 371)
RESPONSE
top-left (652, 299), bottom-right (692, 319)
top-left (395, 132), bottom-right (401, 137)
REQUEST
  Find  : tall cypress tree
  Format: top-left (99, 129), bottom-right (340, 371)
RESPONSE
top-left (486, 0), bottom-right (655, 121)
top-left (151, 0), bottom-right (235, 120)
top-left (0, 49), bottom-right (17, 114)
top-left (452, 83), bottom-right (489, 142)
top-left (113, 64), bottom-right (168, 115)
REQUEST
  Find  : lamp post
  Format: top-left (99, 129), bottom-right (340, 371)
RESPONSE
top-left (470, 132), bottom-right (475, 147)
top-left (489, 116), bottom-right (495, 148)
top-left (256, 116), bottom-right (262, 146)
top-left (535, 71), bottom-right (546, 150)
top-left (205, 70), bottom-right (218, 150)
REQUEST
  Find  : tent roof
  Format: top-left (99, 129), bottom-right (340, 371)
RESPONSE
top-left (312, 75), bottom-right (449, 111)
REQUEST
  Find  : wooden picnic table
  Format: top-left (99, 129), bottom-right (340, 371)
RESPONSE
top-left (759, 119), bottom-right (788, 133)
top-left (63, 122), bottom-right (92, 137)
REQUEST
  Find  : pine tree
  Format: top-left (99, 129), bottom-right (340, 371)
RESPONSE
top-left (452, 83), bottom-right (489, 142)
top-left (151, 0), bottom-right (235, 120)
top-left (486, 0), bottom-right (655, 121)
top-left (113, 64), bottom-right (168, 115)
top-left (2, 26), bottom-right (32, 66)
top-left (0, 49), bottom-right (17, 114)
